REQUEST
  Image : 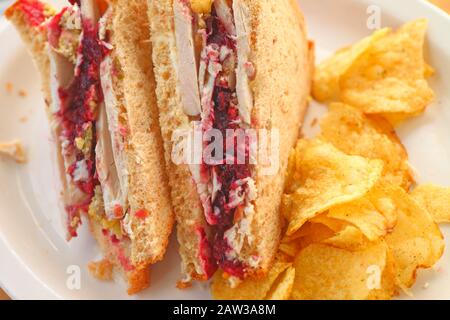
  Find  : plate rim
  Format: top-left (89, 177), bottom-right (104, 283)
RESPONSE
top-left (1, 0), bottom-right (450, 300)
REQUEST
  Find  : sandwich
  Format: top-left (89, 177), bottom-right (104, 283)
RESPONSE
top-left (148, 0), bottom-right (314, 285)
top-left (6, 0), bottom-right (174, 294)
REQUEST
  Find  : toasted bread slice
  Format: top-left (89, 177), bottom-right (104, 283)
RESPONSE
top-left (148, 0), bottom-right (314, 281)
top-left (107, 0), bottom-right (174, 268)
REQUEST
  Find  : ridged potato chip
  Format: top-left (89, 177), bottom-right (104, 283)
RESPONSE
top-left (411, 184), bottom-right (450, 223)
top-left (384, 184), bottom-right (444, 289)
top-left (265, 267), bottom-right (296, 300)
top-left (283, 139), bottom-right (383, 235)
top-left (291, 241), bottom-right (389, 300)
top-left (320, 103), bottom-right (413, 189)
top-left (322, 225), bottom-right (370, 251)
top-left (340, 20), bottom-right (434, 120)
top-left (327, 199), bottom-right (388, 242)
top-left (312, 28), bottom-right (389, 102)
top-left (367, 248), bottom-right (397, 299)
top-left (211, 258), bottom-right (291, 300)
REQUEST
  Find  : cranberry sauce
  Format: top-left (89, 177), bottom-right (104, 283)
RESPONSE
top-left (201, 7), bottom-right (251, 278)
top-left (197, 227), bottom-right (217, 279)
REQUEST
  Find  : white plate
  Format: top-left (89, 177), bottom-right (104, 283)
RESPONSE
top-left (0, 0), bottom-right (449, 300)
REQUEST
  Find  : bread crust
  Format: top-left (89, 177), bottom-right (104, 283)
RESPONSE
top-left (244, 0), bottom-right (314, 276)
top-left (108, 0), bottom-right (174, 267)
top-left (149, 0), bottom-right (314, 280)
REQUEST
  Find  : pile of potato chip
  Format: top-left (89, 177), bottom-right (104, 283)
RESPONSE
top-left (211, 19), bottom-right (450, 300)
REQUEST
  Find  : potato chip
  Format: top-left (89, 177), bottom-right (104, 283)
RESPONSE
top-left (322, 225), bottom-right (370, 251)
top-left (411, 184), bottom-right (450, 223)
top-left (265, 267), bottom-right (296, 300)
top-left (340, 20), bottom-right (434, 119)
top-left (383, 184), bottom-right (444, 288)
top-left (320, 103), bottom-right (413, 189)
top-left (366, 182), bottom-right (398, 231)
top-left (327, 197), bottom-right (388, 241)
top-left (279, 241), bottom-right (302, 258)
top-left (281, 222), bottom-right (336, 257)
top-left (309, 214), bottom-right (348, 232)
top-left (424, 63), bottom-right (435, 78)
top-left (284, 220), bottom-right (338, 240)
top-left (367, 248), bottom-right (397, 299)
top-left (291, 241), bottom-right (389, 300)
top-left (211, 259), bottom-right (291, 300)
top-left (312, 28), bottom-right (390, 102)
top-left (283, 139), bottom-right (383, 235)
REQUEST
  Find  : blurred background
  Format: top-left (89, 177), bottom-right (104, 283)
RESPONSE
top-left (0, 0), bottom-right (449, 301)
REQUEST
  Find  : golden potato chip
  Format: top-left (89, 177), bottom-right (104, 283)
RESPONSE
top-left (411, 184), bottom-right (450, 223)
top-left (366, 182), bottom-right (398, 231)
top-left (283, 139), bottom-right (383, 235)
top-left (327, 197), bottom-right (388, 241)
top-left (291, 241), bottom-right (389, 300)
top-left (211, 259), bottom-right (291, 300)
top-left (322, 225), bottom-right (370, 251)
top-left (320, 103), bottom-right (413, 189)
top-left (309, 214), bottom-right (348, 232)
top-left (367, 248), bottom-right (397, 300)
top-left (265, 267), bottom-right (296, 300)
top-left (384, 184), bottom-right (444, 288)
top-left (285, 220), bottom-right (338, 240)
top-left (340, 19), bottom-right (434, 119)
top-left (279, 241), bottom-right (303, 258)
top-left (281, 222), bottom-right (336, 257)
top-left (312, 28), bottom-right (389, 102)
top-left (424, 63), bottom-right (435, 78)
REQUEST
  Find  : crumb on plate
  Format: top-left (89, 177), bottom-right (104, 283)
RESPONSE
top-left (88, 259), bottom-right (113, 281)
top-left (0, 140), bottom-right (26, 163)
top-left (176, 280), bottom-right (192, 289)
top-left (5, 82), bottom-right (13, 93)
top-left (18, 89), bottom-right (27, 97)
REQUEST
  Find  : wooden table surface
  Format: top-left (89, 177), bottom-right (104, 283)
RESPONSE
top-left (1, 0), bottom-right (449, 301)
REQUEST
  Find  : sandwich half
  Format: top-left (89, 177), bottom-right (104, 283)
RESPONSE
top-left (6, 0), bottom-right (174, 294)
top-left (148, 0), bottom-right (314, 285)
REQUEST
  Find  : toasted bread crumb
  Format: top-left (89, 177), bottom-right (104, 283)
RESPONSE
top-left (5, 82), bottom-right (13, 93)
top-left (18, 89), bottom-right (27, 97)
top-left (127, 268), bottom-right (151, 295)
top-left (310, 118), bottom-right (318, 127)
top-left (176, 280), bottom-right (192, 289)
top-left (88, 259), bottom-right (114, 281)
top-left (0, 140), bottom-right (26, 163)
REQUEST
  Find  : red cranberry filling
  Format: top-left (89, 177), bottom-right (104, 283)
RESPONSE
top-left (196, 227), bottom-right (217, 278)
top-left (200, 7), bottom-right (251, 278)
